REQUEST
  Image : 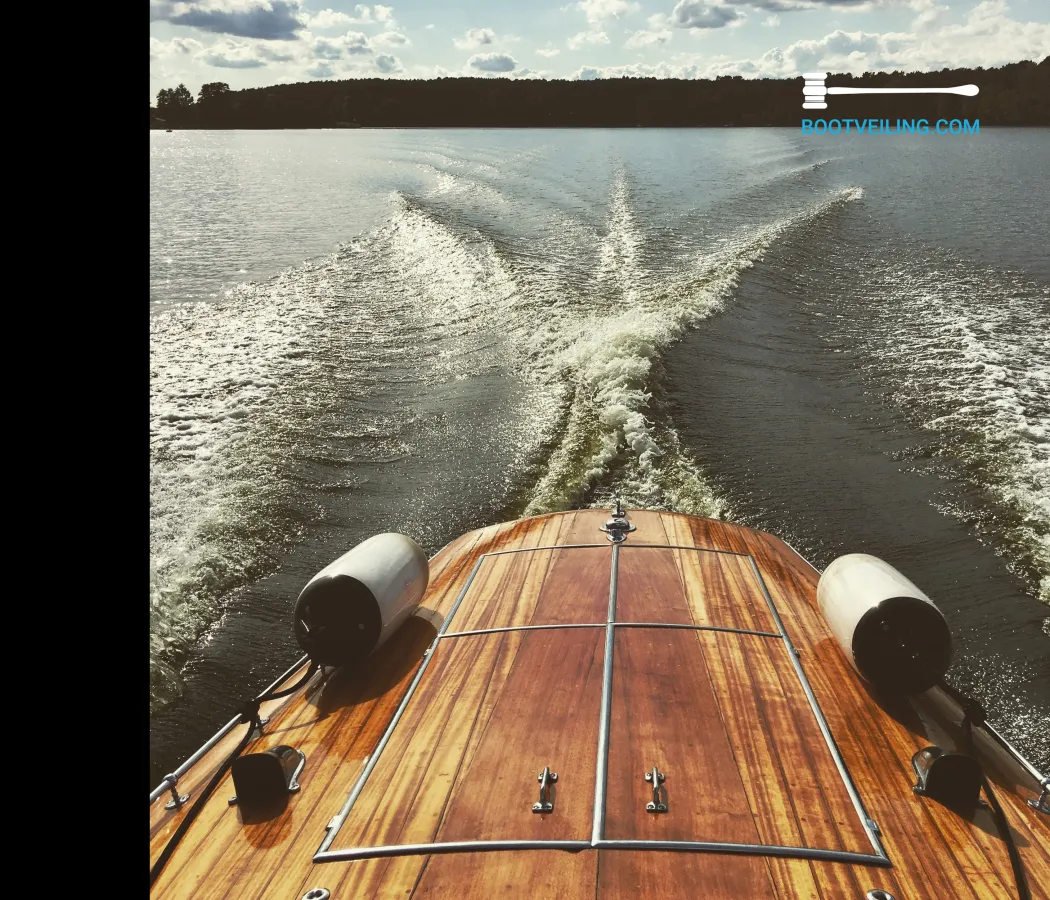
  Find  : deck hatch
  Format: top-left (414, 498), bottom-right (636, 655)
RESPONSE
top-left (316, 543), bottom-right (888, 867)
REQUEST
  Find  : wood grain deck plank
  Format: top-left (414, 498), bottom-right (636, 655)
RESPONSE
top-left (604, 627), bottom-right (759, 842)
top-left (327, 626), bottom-right (605, 899)
top-left (698, 550), bottom-right (777, 633)
top-left (335, 632), bottom-right (524, 849)
top-left (434, 627), bottom-right (605, 842)
top-left (414, 849), bottom-right (598, 899)
top-left (596, 849), bottom-right (778, 899)
top-left (528, 546), bottom-right (613, 625)
top-left (150, 510), bottom-right (1050, 900)
top-left (745, 532), bottom-right (994, 900)
top-left (151, 518), bottom-right (512, 899)
top-left (615, 547), bottom-right (691, 624)
top-left (704, 629), bottom-right (873, 853)
top-left (635, 535), bottom-right (778, 634)
top-left (620, 509), bottom-right (673, 546)
top-left (448, 549), bottom-right (557, 632)
top-left (696, 632), bottom-right (882, 900)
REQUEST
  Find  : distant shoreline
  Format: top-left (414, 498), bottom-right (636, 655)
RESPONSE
top-left (151, 123), bottom-right (1050, 130)
top-left (151, 58), bottom-right (1049, 130)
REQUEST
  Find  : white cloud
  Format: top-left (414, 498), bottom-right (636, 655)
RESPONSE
top-left (568, 30), bottom-right (611, 48)
top-left (720, 0), bottom-right (889, 9)
top-left (590, 0), bottom-right (1049, 79)
top-left (625, 28), bottom-right (672, 47)
top-left (306, 30), bottom-right (372, 61)
top-left (151, 36), bottom-right (205, 58)
top-left (454, 27), bottom-right (496, 49)
top-left (575, 0), bottom-right (641, 24)
top-left (326, 3), bottom-right (397, 25)
top-left (307, 8), bottom-right (352, 30)
top-left (202, 37), bottom-right (273, 67)
top-left (909, 0), bottom-right (948, 29)
top-left (425, 23), bottom-right (435, 29)
top-left (375, 53), bottom-right (402, 72)
top-left (373, 30), bottom-right (409, 47)
top-left (342, 30), bottom-right (373, 54)
top-left (763, 14), bottom-right (780, 26)
top-left (732, 0), bottom-right (1050, 75)
top-left (153, 0), bottom-right (306, 40)
top-left (670, 1), bottom-right (746, 29)
top-left (307, 60), bottom-right (336, 77)
top-left (468, 51), bottom-right (517, 72)
top-left (312, 37), bottom-right (343, 58)
top-left (536, 46), bottom-right (561, 57)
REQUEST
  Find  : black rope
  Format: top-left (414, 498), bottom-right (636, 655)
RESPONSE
top-left (149, 660), bottom-right (319, 887)
top-left (980, 768), bottom-right (1032, 900)
top-left (938, 679), bottom-right (1030, 900)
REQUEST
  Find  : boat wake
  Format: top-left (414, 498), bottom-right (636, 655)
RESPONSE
top-left (517, 178), bottom-right (865, 517)
top-left (151, 148), bottom-right (1048, 722)
top-left (813, 245), bottom-right (1049, 605)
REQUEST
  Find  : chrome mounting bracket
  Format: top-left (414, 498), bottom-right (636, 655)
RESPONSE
top-left (162, 773), bottom-right (189, 810)
top-left (599, 499), bottom-right (636, 544)
top-left (1029, 778), bottom-right (1050, 815)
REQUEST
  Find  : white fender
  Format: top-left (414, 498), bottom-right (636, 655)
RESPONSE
top-left (817, 553), bottom-right (952, 695)
top-left (293, 533), bottom-right (429, 666)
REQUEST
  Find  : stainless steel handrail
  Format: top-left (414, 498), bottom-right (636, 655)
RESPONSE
top-left (591, 541), bottom-right (620, 845)
top-left (149, 652), bottom-right (310, 805)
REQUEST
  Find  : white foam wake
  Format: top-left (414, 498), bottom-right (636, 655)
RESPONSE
top-left (520, 185), bottom-right (865, 516)
top-left (845, 259), bottom-right (1049, 603)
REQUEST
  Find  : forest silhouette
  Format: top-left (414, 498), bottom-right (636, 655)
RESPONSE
top-left (151, 57), bottom-right (1048, 128)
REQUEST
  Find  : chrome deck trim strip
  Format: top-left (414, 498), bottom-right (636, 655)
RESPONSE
top-left (591, 541), bottom-right (620, 845)
top-left (483, 543), bottom-right (609, 556)
top-left (483, 543), bottom-right (755, 558)
top-left (614, 622), bottom-right (781, 638)
top-left (593, 840), bottom-right (891, 866)
top-left (314, 555), bottom-right (486, 856)
top-left (746, 555), bottom-right (890, 862)
top-left (315, 840), bottom-right (592, 862)
top-left (782, 539), bottom-right (824, 575)
top-left (440, 623), bottom-right (607, 638)
top-left (438, 622), bottom-right (780, 639)
top-left (618, 543), bottom-right (752, 557)
top-left (149, 652), bottom-right (311, 805)
top-left (313, 838), bottom-right (890, 865)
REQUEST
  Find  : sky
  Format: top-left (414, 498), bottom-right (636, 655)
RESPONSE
top-left (150, 0), bottom-right (1050, 99)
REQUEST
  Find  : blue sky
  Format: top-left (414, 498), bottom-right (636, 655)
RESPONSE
top-left (150, 0), bottom-right (1050, 98)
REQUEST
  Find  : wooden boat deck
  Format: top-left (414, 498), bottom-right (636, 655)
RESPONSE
top-left (150, 510), bottom-right (1050, 899)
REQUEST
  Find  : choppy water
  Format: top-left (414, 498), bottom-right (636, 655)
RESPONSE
top-left (150, 129), bottom-right (1049, 782)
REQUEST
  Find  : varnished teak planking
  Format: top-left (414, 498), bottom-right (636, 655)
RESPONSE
top-left (151, 510), bottom-right (1049, 899)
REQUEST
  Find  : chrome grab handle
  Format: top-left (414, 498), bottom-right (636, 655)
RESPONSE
top-left (532, 767), bottom-right (558, 813)
top-left (645, 766), bottom-right (667, 813)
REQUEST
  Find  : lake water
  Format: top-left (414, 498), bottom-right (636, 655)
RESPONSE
top-left (150, 128), bottom-right (1049, 782)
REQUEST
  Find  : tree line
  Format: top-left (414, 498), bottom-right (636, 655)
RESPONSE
top-left (151, 58), bottom-right (1049, 129)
